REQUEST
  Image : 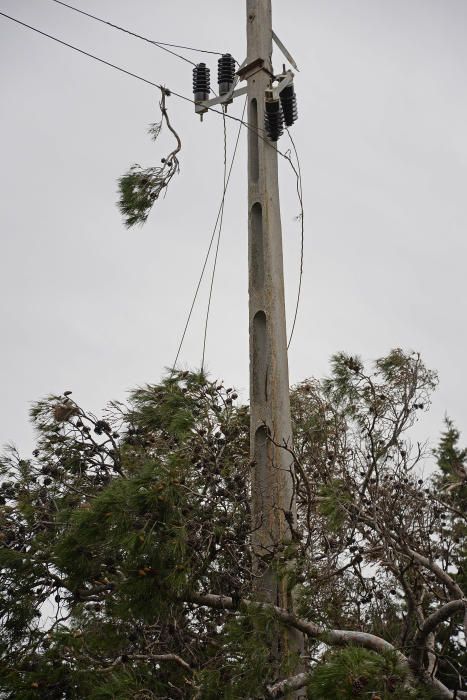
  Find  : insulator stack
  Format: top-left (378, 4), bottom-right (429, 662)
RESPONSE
top-left (217, 53), bottom-right (236, 96)
top-left (280, 84), bottom-right (298, 127)
top-left (265, 98), bottom-right (284, 142)
top-left (193, 63), bottom-right (211, 102)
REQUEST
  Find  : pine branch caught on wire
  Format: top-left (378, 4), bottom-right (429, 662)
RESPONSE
top-left (118, 89), bottom-right (181, 228)
top-left (0, 11), bottom-right (274, 153)
top-left (1, 8), bottom-right (306, 345)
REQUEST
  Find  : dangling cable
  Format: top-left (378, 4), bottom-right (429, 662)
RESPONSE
top-left (285, 129), bottom-right (304, 349)
top-left (201, 110), bottom-right (228, 374)
top-left (171, 97), bottom-right (247, 372)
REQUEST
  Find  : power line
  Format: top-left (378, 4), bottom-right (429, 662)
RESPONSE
top-left (201, 110), bottom-right (228, 373)
top-left (48, 0), bottom-right (224, 67)
top-left (0, 10), bottom-right (263, 138)
top-left (286, 130), bottom-right (305, 349)
top-left (1, 8), bottom-right (302, 169)
top-left (0, 9), bottom-right (300, 183)
top-left (2, 9), bottom-right (304, 349)
top-left (49, 0), bottom-right (223, 56)
top-left (172, 98), bottom-right (247, 373)
top-left (0, 10), bottom-right (167, 89)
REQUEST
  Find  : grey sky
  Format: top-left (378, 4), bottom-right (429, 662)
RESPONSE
top-left (1, 0), bottom-right (466, 457)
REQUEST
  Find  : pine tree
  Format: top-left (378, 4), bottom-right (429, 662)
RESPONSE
top-left (0, 353), bottom-right (464, 699)
top-left (432, 419), bottom-right (467, 692)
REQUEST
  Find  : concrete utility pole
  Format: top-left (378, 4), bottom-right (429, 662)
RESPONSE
top-left (239, 0), bottom-right (304, 682)
top-left (193, 0), bottom-right (303, 688)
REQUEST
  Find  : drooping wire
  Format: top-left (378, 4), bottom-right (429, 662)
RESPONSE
top-left (48, 0), bottom-right (224, 66)
top-left (172, 98), bottom-right (247, 373)
top-left (285, 129), bottom-right (305, 349)
top-left (201, 110), bottom-right (228, 373)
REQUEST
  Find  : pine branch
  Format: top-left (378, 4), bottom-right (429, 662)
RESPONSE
top-left (118, 88), bottom-right (181, 228)
top-left (186, 591), bottom-right (466, 699)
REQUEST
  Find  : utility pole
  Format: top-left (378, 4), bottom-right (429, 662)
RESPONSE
top-left (240, 0), bottom-right (304, 685)
top-left (193, 0), bottom-right (303, 689)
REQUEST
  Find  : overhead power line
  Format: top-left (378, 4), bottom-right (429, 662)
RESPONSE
top-left (1, 10), bottom-right (302, 161)
top-left (48, 0), bottom-right (225, 67)
top-left (1, 9), bottom-right (305, 349)
top-left (0, 10), bottom-right (167, 89)
top-left (0, 11), bottom-right (254, 135)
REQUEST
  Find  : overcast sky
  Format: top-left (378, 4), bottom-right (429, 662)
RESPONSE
top-left (1, 0), bottom-right (467, 459)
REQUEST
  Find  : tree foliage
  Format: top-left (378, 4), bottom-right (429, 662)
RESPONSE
top-left (118, 90), bottom-right (181, 228)
top-left (0, 351), bottom-right (465, 699)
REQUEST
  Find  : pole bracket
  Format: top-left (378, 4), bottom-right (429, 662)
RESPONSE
top-left (272, 31), bottom-right (299, 71)
top-left (236, 57), bottom-right (266, 81)
top-left (193, 35), bottom-right (297, 117)
top-left (195, 54), bottom-right (273, 115)
top-left (271, 69), bottom-right (294, 100)
top-left (195, 85), bottom-right (248, 114)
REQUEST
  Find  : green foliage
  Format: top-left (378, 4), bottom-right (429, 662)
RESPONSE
top-left (323, 349), bottom-right (437, 429)
top-left (317, 478), bottom-right (351, 531)
top-left (0, 353), bottom-right (462, 699)
top-left (432, 418), bottom-right (467, 691)
top-left (434, 418), bottom-right (467, 488)
top-left (118, 164), bottom-right (169, 228)
top-left (306, 648), bottom-right (434, 699)
top-left (0, 370), bottom-right (253, 697)
top-left (53, 461), bottom-right (189, 620)
top-left (196, 604), bottom-right (297, 699)
top-left (128, 372), bottom-right (205, 439)
top-left (117, 98), bottom-right (181, 229)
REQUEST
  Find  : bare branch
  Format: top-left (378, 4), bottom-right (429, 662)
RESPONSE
top-left (267, 672), bottom-right (311, 698)
top-left (186, 592), bottom-right (466, 699)
top-left (410, 599), bottom-right (467, 672)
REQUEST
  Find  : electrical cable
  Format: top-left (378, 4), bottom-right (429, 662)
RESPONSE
top-left (0, 10), bottom-right (171, 88)
top-left (172, 97), bottom-right (247, 373)
top-left (0, 10), bottom-right (267, 141)
top-left (2, 9), bottom-right (305, 349)
top-left (201, 110), bottom-right (228, 373)
top-left (285, 129), bottom-right (305, 349)
top-left (1, 9), bottom-right (302, 165)
top-left (49, 0), bottom-right (224, 66)
top-left (0, 9), bottom-right (300, 210)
